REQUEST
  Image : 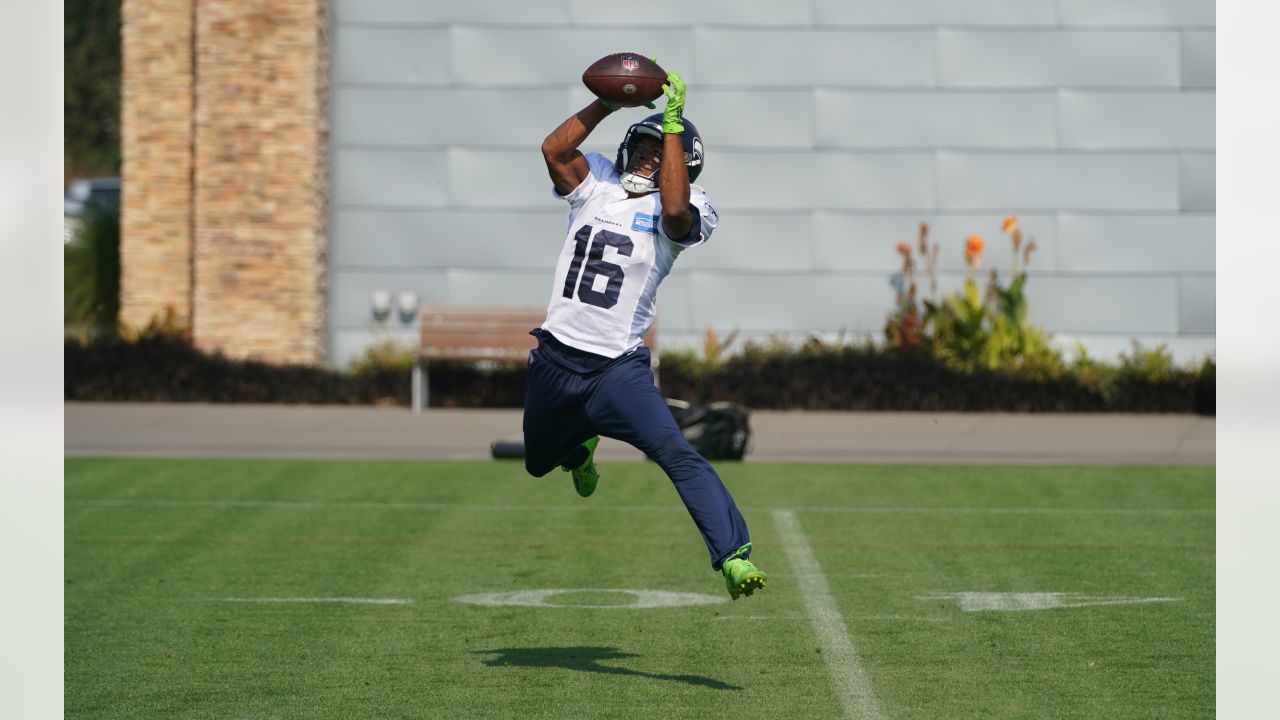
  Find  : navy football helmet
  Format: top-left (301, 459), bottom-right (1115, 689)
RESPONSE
top-left (614, 114), bottom-right (704, 194)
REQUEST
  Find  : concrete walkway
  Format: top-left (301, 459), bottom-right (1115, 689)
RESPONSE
top-left (65, 402), bottom-right (1214, 465)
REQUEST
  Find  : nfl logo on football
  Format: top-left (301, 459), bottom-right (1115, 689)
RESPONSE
top-left (622, 57), bottom-right (639, 71)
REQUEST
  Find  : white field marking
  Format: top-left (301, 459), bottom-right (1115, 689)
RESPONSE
top-left (213, 597), bottom-right (413, 605)
top-left (852, 615), bottom-right (948, 623)
top-left (68, 498), bottom-right (1210, 518)
top-left (715, 614), bottom-right (943, 623)
top-left (714, 614), bottom-right (809, 621)
top-left (780, 505), bottom-right (1211, 518)
top-left (916, 592), bottom-right (1181, 612)
top-left (773, 509), bottom-right (886, 720)
top-left (69, 498), bottom-right (671, 513)
top-left (453, 588), bottom-right (725, 609)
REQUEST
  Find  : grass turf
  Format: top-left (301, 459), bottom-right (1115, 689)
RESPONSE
top-left (65, 459), bottom-right (1213, 719)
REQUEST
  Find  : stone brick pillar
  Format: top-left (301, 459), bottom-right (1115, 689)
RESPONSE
top-left (192, 0), bottom-right (328, 364)
top-left (120, 0), bottom-right (195, 330)
top-left (119, 0), bottom-right (328, 365)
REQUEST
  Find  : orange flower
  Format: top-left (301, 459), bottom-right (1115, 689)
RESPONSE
top-left (1002, 214), bottom-right (1018, 233)
top-left (964, 234), bottom-right (985, 267)
top-left (895, 241), bottom-right (912, 257)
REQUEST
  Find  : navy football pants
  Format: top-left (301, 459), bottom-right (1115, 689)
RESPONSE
top-left (522, 341), bottom-right (751, 571)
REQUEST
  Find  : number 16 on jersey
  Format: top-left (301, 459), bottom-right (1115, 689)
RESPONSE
top-left (562, 224), bottom-right (633, 310)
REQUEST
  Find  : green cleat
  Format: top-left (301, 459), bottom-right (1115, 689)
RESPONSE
top-left (722, 543), bottom-right (767, 600)
top-left (563, 436), bottom-right (600, 497)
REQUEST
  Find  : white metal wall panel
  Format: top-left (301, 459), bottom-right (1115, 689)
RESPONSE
top-left (1057, 32), bottom-right (1181, 87)
top-left (1059, 91), bottom-right (1215, 149)
top-left (334, 88), bottom-right (573, 147)
top-left (1182, 31), bottom-right (1216, 88)
top-left (694, 30), bottom-right (936, 86)
top-left (1178, 278), bottom-right (1216, 334)
top-left (939, 30), bottom-right (1180, 88)
top-left (688, 90), bottom-right (817, 149)
top-left (937, 153), bottom-right (1180, 211)
top-left (710, 152), bottom-right (935, 210)
top-left (938, 30), bottom-right (1059, 87)
top-left (814, 0), bottom-right (1058, 26)
top-left (675, 213), bottom-right (815, 272)
top-left (1058, 0), bottom-right (1216, 27)
top-left (1180, 153), bottom-right (1216, 211)
top-left (686, 274), bottom-right (890, 332)
top-left (445, 270), bottom-right (555, 307)
top-left (333, 0), bottom-right (573, 24)
top-left (331, 210), bottom-right (564, 269)
top-left (1026, 276), bottom-right (1179, 334)
top-left (570, 0), bottom-right (814, 26)
top-left (450, 28), bottom-right (693, 85)
top-left (815, 90), bottom-right (1057, 149)
top-left (334, 27), bottom-right (450, 85)
top-left (1057, 214), bottom-right (1215, 273)
top-left (333, 149), bottom-right (449, 207)
top-left (447, 149), bottom-right (554, 208)
top-left (653, 274), bottom-right (695, 332)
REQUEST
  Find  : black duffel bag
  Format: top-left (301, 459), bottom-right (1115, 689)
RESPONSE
top-left (666, 399), bottom-right (752, 461)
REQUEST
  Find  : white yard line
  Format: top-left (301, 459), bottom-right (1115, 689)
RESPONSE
top-left (68, 498), bottom-right (1211, 517)
top-left (772, 509), bottom-right (886, 720)
top-left (785, 505), bottom-right (1211, 517)
top-left (213, 597), bottom-right (413, 605)
top-left (69, 498), bottom-right (669, 512)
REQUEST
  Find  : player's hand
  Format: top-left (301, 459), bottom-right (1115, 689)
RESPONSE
top-left (661, 71), bottom-right (685, 134)
top-left (598, 97), bottom-right (655, 112)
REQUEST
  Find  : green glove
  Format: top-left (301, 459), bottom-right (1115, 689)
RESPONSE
top-left (661, 71), bottom-right (685, 134)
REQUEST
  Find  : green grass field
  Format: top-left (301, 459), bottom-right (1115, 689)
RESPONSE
top-left (65, 458), bottom-right (1214, 719)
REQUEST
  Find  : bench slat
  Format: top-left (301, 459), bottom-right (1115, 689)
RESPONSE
top-left (419, 305), bottom-right (656, 361)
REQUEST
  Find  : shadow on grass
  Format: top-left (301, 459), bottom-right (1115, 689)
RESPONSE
top-left (474, 646), bottom-right (742, 691)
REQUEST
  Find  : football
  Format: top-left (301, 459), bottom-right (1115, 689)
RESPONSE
top-left (582, 53), bottom-right (667, 107)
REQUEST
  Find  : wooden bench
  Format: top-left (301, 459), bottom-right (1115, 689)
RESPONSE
top-left (412, 305), bottom-right (658, 412)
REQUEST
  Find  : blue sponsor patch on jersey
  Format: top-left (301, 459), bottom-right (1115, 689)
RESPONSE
top-left (631, 213), bottom-right (659, 234)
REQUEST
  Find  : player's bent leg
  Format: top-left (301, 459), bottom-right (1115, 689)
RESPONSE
top-left (522, 348), bottom-right (596, 478)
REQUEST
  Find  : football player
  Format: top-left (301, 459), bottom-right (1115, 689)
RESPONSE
top-left (527, 69), bottom-right (766, 600)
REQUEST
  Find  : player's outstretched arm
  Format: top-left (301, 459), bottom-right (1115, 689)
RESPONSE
top-left (658, 71), bottom-right (693, 240)
top-left (541, 100), bottom-right (615, 196)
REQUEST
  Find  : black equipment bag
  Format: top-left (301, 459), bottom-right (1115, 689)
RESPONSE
top-left (666, 399), bottom-right (752, 461)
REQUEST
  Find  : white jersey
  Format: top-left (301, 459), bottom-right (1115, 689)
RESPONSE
top-left (543, 152), bottom-right (719, 358)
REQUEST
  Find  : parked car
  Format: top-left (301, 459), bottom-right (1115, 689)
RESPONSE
top-left (64, 177), bottom-right (121, 244)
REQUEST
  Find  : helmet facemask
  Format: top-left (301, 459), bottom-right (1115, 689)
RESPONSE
top-left (618, 126), bottom-right (663, 195)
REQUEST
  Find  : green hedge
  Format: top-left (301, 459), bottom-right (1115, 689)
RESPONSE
top-left (65, 332), bottom-right (1213, 414)
top-left (659, 345), bottom-right (1214, 414)
top-left (64, 333), bottom-right (520, 407)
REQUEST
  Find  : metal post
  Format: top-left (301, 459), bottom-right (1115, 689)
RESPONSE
top-left (411, 359), bottom-right (426, 414)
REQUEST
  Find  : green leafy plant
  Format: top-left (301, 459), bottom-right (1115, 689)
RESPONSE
top-left (701, 325), bottom-right (740, 368)
top-left (64, 205), bottom-right (120, 338)
top-left (349, 339), bottom-right (417, 376)
top-left (884, 222), bottom-right (936, 349)
top-left (894, 215), bottom-right (1063, 378)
